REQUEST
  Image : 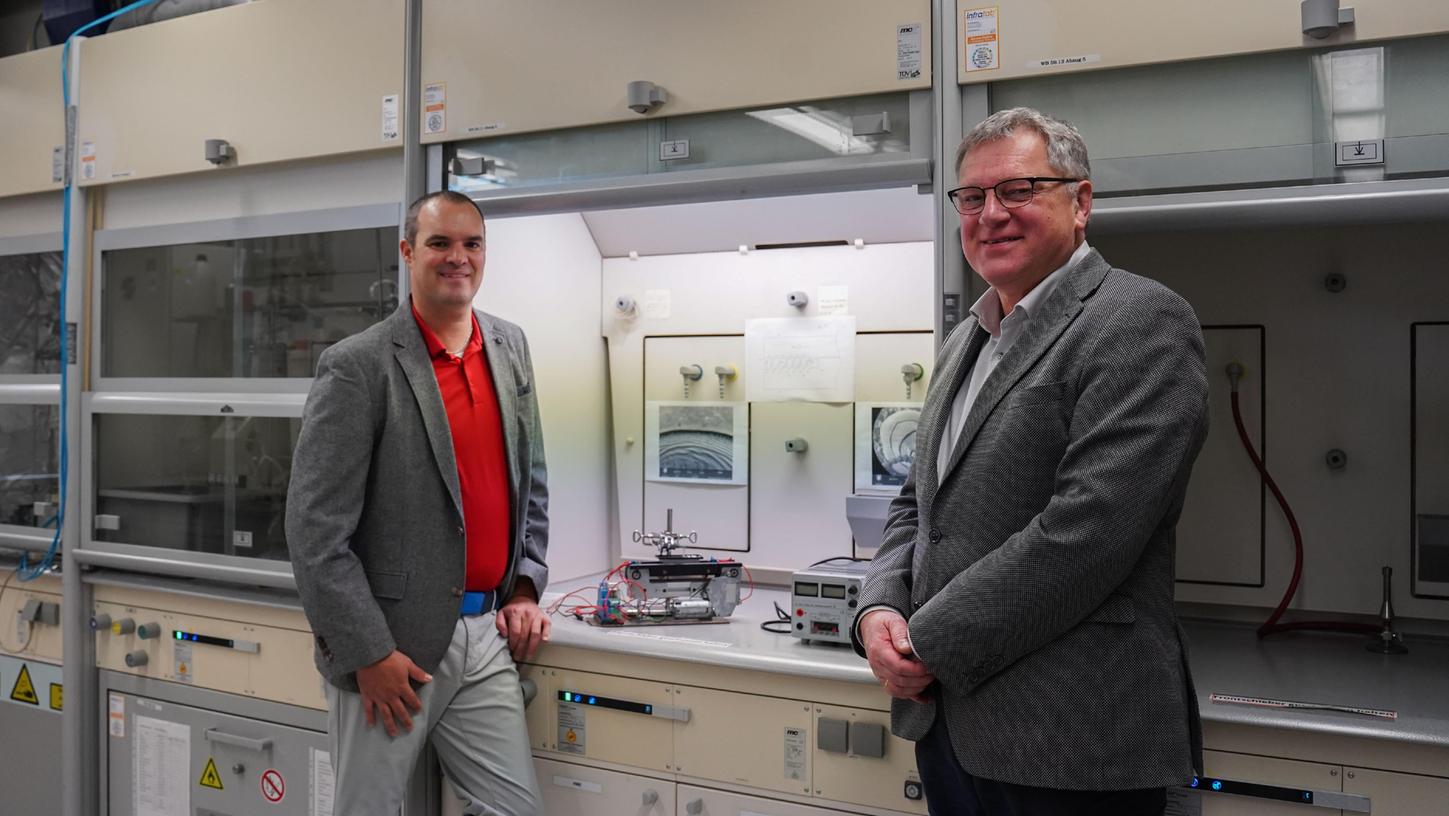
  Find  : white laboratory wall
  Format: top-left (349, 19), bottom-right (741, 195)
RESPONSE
top-left (0, 192), bottom-right (63, 239)
top-left (602, 241), bottom-right (935, 575)
top-left (477, 213), bottom-right (612, 583)
top-left (97, 153), bottom-right (400, 229)
top-left (1093, 220), bottom-right (1449, 623)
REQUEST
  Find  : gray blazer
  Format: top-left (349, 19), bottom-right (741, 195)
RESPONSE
top-left (287, 302), bottom-right (549, 691)
top-left (853, 249), bottom-right (1208, 791)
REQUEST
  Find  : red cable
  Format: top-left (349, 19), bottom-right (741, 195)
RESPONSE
top-left (1228, 388), bottom-right (1378, 638)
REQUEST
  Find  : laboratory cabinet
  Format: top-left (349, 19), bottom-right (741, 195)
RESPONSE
top-left (535, 757), bottom-right (673, 816)
top-left (0, 571), bottom-right (63, 816)
top-left (101, 675), bottom-right (330, 816)
top-left (1201, 721), bottom-right (1449, 816)
top-left (0, 47), bottom-right (67, 198)
top-left (76, 0), bottom-right (403, 186)
top-left (959, 0), bottom-right (1449, 84)
top-left (521, 649), bottom-right (927, 816)
top-left (422, 0), bottom-right (930, 143)
top-left (986, 32), bottom-right (1449, 198)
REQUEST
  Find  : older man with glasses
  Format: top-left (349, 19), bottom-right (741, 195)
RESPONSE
top-left (852, 107), bottom-right (1209, 815)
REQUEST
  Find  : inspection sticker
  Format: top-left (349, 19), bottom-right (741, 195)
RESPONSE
top-left (557, 700), bottom-right (586, 755)
top-left (896, 23), bottom-right (923, 79)
top-left (80, 140), bottom-right (97, 180)
top-left (310, 748), bottom-right (335, 816)
top-left (783, 727), bottom-right (806, 781)
top-left (423, 82), bottom-right (447, 135)
top-left (1, 655), bottom-right (60, 715)
top-left (963, 7), bottom-right (1000, 72)
top-left (109, 692), bottom-right (126, 737)
top-left (381, 94), bottom-right (399, 142)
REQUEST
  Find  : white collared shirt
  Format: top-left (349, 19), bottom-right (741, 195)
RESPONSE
top-left (936, 241), bottom-right (1091, 477)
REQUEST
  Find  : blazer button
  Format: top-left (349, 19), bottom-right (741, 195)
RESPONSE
top-left (929, 530), bottom-right (942, 543)
top-left (450, 587), bottom-right (463, 598)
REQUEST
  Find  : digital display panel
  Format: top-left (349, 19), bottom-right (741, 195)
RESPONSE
top-left (821, 584), bottom-right (847, 600)
top-left (794, 582), bottom-right (819, 597)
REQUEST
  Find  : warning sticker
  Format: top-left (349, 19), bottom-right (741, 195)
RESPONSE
top-left (199, 757), bottom-right (225, 790)
top-left (50, 682), bottom-right (62, 711)
top-left (963, 7), bottom-right (1000, 73)
top-left (173, 639), bottom-right (194, 684)
top-left (1, 655), bottom-right (61, 715)
top-left (423, 82), bottom-right (447, 135)
top-left (557, 701), bottom-right (586, 755)
top-left (10, 663), bottom-right (38, 704)
top-left (261, 768), bottom-right (286, 803)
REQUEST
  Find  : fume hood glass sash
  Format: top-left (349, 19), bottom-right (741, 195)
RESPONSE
top-left (92, 204), bottom-right (400, 390)
top-left (987, 34), bottom-right (1449, 200)
top-left (79, 392), bottom-right (303, 582)
top-left (445, 91), bottom-right (932, 214)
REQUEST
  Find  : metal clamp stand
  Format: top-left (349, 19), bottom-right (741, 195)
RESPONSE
top-left (1366, 565), bottom-right (1408, 654)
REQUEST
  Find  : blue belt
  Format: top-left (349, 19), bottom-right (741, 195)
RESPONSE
top-left (460, 590), bottom-right (496, 616)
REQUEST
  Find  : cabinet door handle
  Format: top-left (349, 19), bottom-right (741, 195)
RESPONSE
top-left (204, 729), bottom-right (272, 753)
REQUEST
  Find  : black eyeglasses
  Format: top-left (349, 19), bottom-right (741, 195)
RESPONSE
top-left (946, 177), bottom-right (1080, 215)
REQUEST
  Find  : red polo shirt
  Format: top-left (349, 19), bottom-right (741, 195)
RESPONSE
top-left (412, 304), bottom-right (510, 592)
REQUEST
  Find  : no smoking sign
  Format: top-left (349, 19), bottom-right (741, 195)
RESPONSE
top-left (260, 768), bottom-right (285, 804)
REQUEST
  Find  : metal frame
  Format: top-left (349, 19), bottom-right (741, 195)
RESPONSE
top-left (76, 391), bottom-right (305, 588)
top-left (89, 203), bottom-right (400, 394)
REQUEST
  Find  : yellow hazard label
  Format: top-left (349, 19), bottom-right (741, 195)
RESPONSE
top-left (49, 683), bottom-right (62, 711)
top-left (565, 728), bottom-right (577, 744)
top-left (9, 664), bottom-right (39, 705)
top-left (199, 757), bottom-right (224, 790)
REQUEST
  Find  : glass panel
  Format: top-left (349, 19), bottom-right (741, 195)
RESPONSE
top-left (0, 404), bottom-right (59, 527)
top-left (987, 34), bottom-right (1449, 196)
top-left (94, 413), bottom-right (299, 561)
top-left (450, 92), bottom-right (914, 193)
top-left (101, 227), bottom-right (395, 378)
top-left (0, 251), bottom-right (62, 375)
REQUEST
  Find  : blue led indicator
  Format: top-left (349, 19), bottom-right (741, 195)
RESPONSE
top-left (1302, 793), bottom-right (1311, 801)
top-left (645, 705), bottom-right (652, 714)
top-left (588, 697), bottom-right (596, 705)
top-left (1189, 777), bottom-right (1199, 788)
top-left (1211, 781), bottom-right (1223, 791)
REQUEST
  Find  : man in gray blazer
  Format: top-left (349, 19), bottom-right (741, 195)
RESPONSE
top-left (853, 108), bottom-right (1208, 814)
top-left (288, 191), bottom-right (549, 815)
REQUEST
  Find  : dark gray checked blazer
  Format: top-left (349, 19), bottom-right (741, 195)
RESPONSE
top-left (853, 248), bottom-right (1208, 790)
top-left (287, 301), bottom-right (549, 691)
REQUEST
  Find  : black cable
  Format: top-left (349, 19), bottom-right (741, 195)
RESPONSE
top-left (808, 556), bottom-right (870, 567)
top-left (760, 600), bottom-right (794, 634)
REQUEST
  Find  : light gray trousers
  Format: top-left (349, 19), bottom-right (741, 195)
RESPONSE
top-left (326, 614), bottom-right (543, 816)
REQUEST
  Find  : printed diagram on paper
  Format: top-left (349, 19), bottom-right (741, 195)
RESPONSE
top-left (744, 316), bottom-right (856, 403)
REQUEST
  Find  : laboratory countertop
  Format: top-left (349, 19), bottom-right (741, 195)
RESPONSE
top-left (540, 578), bottom-right (1449, 750)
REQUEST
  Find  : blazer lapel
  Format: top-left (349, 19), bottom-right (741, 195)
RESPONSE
top-left (918, 318), bottom-right (987, 500)
top-left (477, 311), bottom-right (521, 487)
top-left (940, 250), bottom-right (1110, 484)
top-left (390, 306), bottom-right (464, 518)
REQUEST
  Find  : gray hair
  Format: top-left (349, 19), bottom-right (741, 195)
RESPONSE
top-left (955, 107), bottom-right (1091, 181)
